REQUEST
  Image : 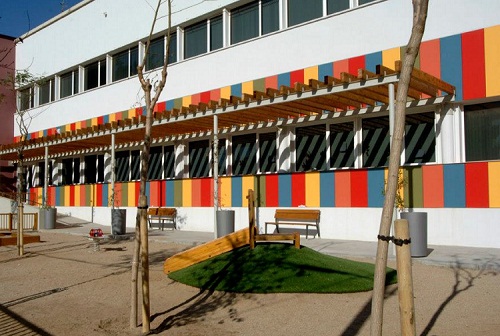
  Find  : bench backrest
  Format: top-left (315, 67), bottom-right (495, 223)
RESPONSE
top-left (274, 209), bottom-right (320, 222)
top-left (147, 207), bottom-right (159, 216)
top-left (158, 207), bottom-right (176, 217)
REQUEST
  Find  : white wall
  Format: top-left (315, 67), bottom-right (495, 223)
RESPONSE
top-left (59, 205), bottom-right (500, 248)
top-left (15, 0), bottom-right (500, 135)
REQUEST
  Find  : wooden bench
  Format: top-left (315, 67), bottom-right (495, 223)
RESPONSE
top-left (147, 207), bottom-right (177, 231)
top-left (247, 190), bottom-right (300, 249)
top-left (265, 209), bottom-right (321, 239)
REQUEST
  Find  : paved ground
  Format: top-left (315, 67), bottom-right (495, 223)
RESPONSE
top-left (54, 214), bottom-right (500, 271)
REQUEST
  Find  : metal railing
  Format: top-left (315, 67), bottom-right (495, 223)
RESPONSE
top-left (0, 213), bottom-right (38, 231)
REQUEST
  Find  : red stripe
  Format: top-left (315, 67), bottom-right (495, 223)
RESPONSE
top-left (465, 162), bottom-right (489, 207)
top-left (69, 185), bottom-right (75, 206)
top-left (265, 174), bottom-right (279, 207)
top-left (350, 170), bottom-right (368, 207)
top-left (335, 171), bottom-right (351, 207)
top-left (291, 173), bottom-right (306, 207)
top-left (290, 69), bottom-right (304, 86)
top-left (265, 75), bottom-right (278, 90)
top-left (333, 59), bottom-right (349, 78)
top-left (200, 91), bottom-right (211, 103)
top-left (201, 178), bottom-right (212, 207)
top-left (348, 56), bottom-right (365, 76)
top-left (149, 181), bottom-right (160, 207)
top-left (161, 180), bottom-right (166, 207)
top-left (462, 29), bottom-right (486, 100)
top-left (210, 89), bottom-right (220, 102)
top-left (191, 179), bottom-right (201, 206)
top-left (191, 93), bottom-right (200, 106)
top-left (422, 165), bottom-right (444, 207)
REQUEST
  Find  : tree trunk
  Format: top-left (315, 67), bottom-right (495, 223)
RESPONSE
top-left (370, 1), bottom-right (429, 335)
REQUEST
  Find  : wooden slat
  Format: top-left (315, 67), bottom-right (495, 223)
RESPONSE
top-left (163, 228), bottom-right (249, 274)
top-left (395, 60), bottom-right (455, 94)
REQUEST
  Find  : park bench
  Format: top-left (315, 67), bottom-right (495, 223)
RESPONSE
top-left (265, 209), bottom-right (321, 239)
top-left (147, 207), bottom-right (177, 231)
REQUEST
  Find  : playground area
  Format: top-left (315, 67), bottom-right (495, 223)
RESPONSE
top-left (1, 230), bottom-right (499, 335)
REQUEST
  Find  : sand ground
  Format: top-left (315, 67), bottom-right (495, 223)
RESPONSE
top-left (1, 231), bottom-right (499, 336)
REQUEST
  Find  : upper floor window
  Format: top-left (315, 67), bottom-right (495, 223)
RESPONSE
top-left (38, 78), bottom-right (55, 106)
top-left (288, 0), bottom-right (323, 27)
top-left (327, 0), bottom-right (350, 14)
top-left (185, 21), bottom-right (207, 59)
top-left (359, 0), bottom-right (377, 5)
top-left (19, 87), bottom-right (34, 111)
top-left (231, 1), bottom-right (259, 44)
top-left (84, 59), bottom-right (106, 91)
top-left (60, 69), bottom-right (79, 99)
top-left (210, 16), bottom-right (223, 51)
top-left (167, 33), bottom-right (177, 64)
top-left (262, 0), bottom-right (279, 35)
top-left (296, 124), bottom-right (326, 171)
top-left (145, 37), bottom-right (164, 71)
top-left (464, 102), bottom-right (500, 162)
top-left (113, 46), bottom-right (139, 82)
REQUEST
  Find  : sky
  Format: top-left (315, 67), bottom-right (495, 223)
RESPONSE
top-left (0, 0), bottom-right (84, 38)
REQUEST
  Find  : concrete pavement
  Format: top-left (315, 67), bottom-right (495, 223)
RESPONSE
top-left (47, 214), bottom-right (500, 271)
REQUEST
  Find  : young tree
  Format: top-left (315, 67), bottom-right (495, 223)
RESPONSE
top-left (370, 1), bottom-right (429, 335)
top-left (130, 0), bottom-right (172, 332)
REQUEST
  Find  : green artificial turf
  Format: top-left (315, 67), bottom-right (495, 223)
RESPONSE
top-left (168, 243), bottom-right (397, 293)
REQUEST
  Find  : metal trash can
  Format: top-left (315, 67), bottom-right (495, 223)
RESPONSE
top-left (111, 209), bottom-right (126, 235)
top-left (401, 212), bottom-right (428, 257)
top-left (216, 210), bottom-right (235, 238)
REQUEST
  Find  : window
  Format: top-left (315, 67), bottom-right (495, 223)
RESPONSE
top-left (327, 0), bottom-right (350, 14)
top-left (163, 145), bottom-right (175, 178)
top-left (288, 0), bottom-right (323, 27)
top-left (131, 150), bottom-right (140, 180)
top-left (465, 102), bottom-right (500, 161)
top-left (329, 122), bottom-right (354, 168)
top-left (38, 162), bottom-right (45, 187)
top-left (84, 59), bottom-right (106, 91)
top-left (259, 132), bottom-right (276, 172)
top-left (39, 78), bottom-right (54, 105)
top-left (217, 139), bottom-right (227, 176)
top-left (167, 33), bottom-right (177, 64)
top-left (115, 151), bottom-right (130, 182)
top-left (296, 125), bottom-right (326, 171)
top-left (148, 146), bottom-right (163, 180)
top-left (185, 21), bottom-right (207, 59)
top-left (405, 113), bottom-right (435, 164)
top-left (210, 16), bottom-right (223, 51)
top-left (112, 50), bottom-right (129, 81)
top-left (97, 154), bottom-right (105, 183)
top-left (19, 87), bottom-right (34, 111)
top-left (189, 140), bottom-right (210, 178)
top-left (112, 47), bottom-right (139, 81)
top-left (232, 134), bottom-right (257, 175)
top-left (362, 117), bottom-right (390, 167)
top-left (62, 158), bottom-right (80, 185)
top-left (359, 0), bottom-right (377, 5)
top-left (262, 0), bottom-right (279, 34)
top-left (146, 37), bottom-right (164, 71)
top-left (60, 70), bottom-right (78, 98)
top-left (85, 155), bottom-right (97, 184)
top-left (231, 1), bottom-right (259, 44)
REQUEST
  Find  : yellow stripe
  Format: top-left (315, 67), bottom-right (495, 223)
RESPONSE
top-left (109, 113), bottom-right (116, 122)
top-left (92, 117), bottom-right (98, 127)
top-left (127, 182), bottom-right (135, 207)
top-left (305, 172), bottom-right (320, 207)
top-left (241, 176), bottom-right (254, 207)
top-left (183, 179), bottom-right (192, 207)
top-left (304, 66), bottom-right (318, 83)
top-left (220, 86), bottom-right (231, 100)
top-left (382, 47), bottom-right (401, 70)
top-left (242, 81), bottom-right (253, 95)
top-left (220, 176), bottom-right (232, 207)
top-left (64, 186), bottom-right (70, 206)
top-left (182, 95), bottom-right (192, 107)
top-left (488, 161), bottom-right (500, 207)
top-left (485, 25), bottom-right (500, 97)
top-left (74, 185), bottom-right (81, 206)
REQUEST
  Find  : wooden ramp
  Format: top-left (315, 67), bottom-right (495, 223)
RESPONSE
top-left (164, 228), bottom-right (249, 274)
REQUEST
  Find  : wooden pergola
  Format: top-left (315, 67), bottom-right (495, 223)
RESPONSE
top-left (0, 61), bottom-right (455, 162)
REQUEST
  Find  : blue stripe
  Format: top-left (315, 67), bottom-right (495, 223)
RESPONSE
top-left (277, 72), bottom-right (291, 88)
top-left (231, 176), bottom-right (242, 207)
top-left (166, 180), bottom-right (175, 206)
top-left (320, 171), bottom-right (335, 206)
top-left (278, 174), bottom-right (292, 207)
top-left (165, 100), bottom-right (175, 111)
top-left (443, 164), bottom-right (465, 207)
top-left (440, 35), bottom-right (463, 101)
top-left (318, 62), bottom-right (333, 82)
top-left (231, 83), bottom-right (242, 98)
top-left (102, 184), bottom-right (109, 207)
top-left (365, 51), bottom-right (382, 73)
top-left (368, 168), bottom-right (385, 207)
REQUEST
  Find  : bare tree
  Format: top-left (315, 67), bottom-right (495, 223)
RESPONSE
top-left (370, 1), bottom-right (429, 335)
top-left (130, 0), bottom-right (172, 333)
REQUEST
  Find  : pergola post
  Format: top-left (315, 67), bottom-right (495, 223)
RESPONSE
top-left (43, 145), bottom-right (48, 207)
top-left (213, 114), bottom-right (219, 239)
top-left (111, 132), bottom-right (116, 209)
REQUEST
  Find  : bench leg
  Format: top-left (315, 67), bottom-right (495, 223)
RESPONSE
top-left (306, 225), bottom-right (309, 239)
top-left (294, 232), bottom-right (300, 249)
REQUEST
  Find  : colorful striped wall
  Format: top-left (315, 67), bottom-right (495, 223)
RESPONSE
top-left (18, 24), bottom-right (500, 142)
top-left (28, 162), bottom-right (500, 209)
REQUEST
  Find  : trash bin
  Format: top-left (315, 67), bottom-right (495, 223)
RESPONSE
top-left (216, 210), bottom-right (235, 238)
top-left (111, 209), bottom-right (126, 235)
top-left (401, 212), bottom-right (428, 257)
top-left (40, 208), bottom-right (57, 229)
